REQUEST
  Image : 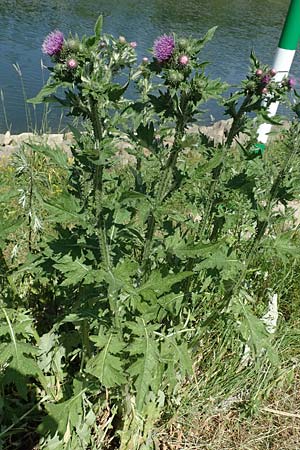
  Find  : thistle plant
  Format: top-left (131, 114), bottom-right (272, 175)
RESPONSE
top-left (0, 15), bottom-right (299, 450)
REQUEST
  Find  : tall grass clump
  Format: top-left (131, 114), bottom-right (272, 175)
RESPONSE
top-left (0, 16), bottom-right (300, 450)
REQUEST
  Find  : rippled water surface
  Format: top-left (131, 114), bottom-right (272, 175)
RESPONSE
top-left (0, 0), bottom-right (297, 132)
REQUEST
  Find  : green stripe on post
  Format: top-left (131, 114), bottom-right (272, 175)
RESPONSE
top-left (278, 0), bottom-right (300, 50)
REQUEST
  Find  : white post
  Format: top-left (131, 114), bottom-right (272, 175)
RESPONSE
top-left (257, 0), bottom-right (300, 146)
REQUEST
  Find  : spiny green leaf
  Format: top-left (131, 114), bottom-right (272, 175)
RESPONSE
top-left (28, 82), bottom-right (72, 104)
top-left (42, 383), bottom-right (86, 438)
top-left (138, 270), bottom-right (193, 297)
top-left (29, 142), bottom-right (70, 171)
top-left (194, 26), bottom-right (218, 52)
top-left (233, 298), bottom-right (279, 366)
top-left (86, 332), bottom-right (126, 387)
top-left (127, 318), bottom-right (160, 411)
top-left (94, 15), bottom-right (103, 38)
top-left (43, 192), bottom-right (84, 224)
top-left (170, 240), bottom-right (222, 259)
top-left (0, 218), bottom-right (23, 246)
top-left (53, 255), bottom-right (89, 286)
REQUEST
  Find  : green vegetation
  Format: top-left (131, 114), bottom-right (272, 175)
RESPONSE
top-left (0, 16), bottom-right (300, 450)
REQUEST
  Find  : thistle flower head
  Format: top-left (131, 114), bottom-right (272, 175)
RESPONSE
top-left (179, 55), bottom-right (189, 65)
top-left (255, 68), bottom-right (263, 77)
top-left (130, 41), bottom-right (137, 48)
top-left (42, 30), bottom-right (64, 56)
top-left (67, 58), bottom-right (78, 69)
top-left (288, 77), bottom-right (296, 89)
top-left (261, 74), bottom-right (271, 85)
top-left (153, 34), bottom-right (175, 62)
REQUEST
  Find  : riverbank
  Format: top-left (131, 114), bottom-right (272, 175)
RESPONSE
top-left (0, 119), bottom-right (289, 160)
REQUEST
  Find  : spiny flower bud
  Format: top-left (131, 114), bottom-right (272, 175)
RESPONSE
top-left (261, 87), bottom-right (268, 95)
top-left (177, 38), bottom-right (189, 49)
top-left (130, 41), bottom-right (137, 48)
top-left (99, 40), bottom-right (106, 48)
top-left (67, 58), bottom-right (78, 69)
top-left (142, 57), bottom-right (149, 64)
top-left (65, 39), bottom-right (80, 52)
top-left (167, 70), bottom-right (184, 84)
top-left (119, 36), bottom-right (126, 44)
top-left (246, 80), bottom-right (256, 91)
top-left (179, 55), bottom-right (189, 65)
top-left (269, 68), bottom-right (276, 77)
top-left (255, 68), bottom-right (263, 77)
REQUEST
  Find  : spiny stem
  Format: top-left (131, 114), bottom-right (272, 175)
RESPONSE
top-left (226, 129), bottom-right (299, 304)
top-left (80, 319), bottom-right (92, 372)
top-left (28, 156), bottom-right (34, 252)
top-left (140, 126), bottom-right (184, 280)
top-left (184, 94), bottom-right (256, 299)
top-left (89, 97), bottom-right (110, 269)
top-left (225, 94), bottom-right (252, 148)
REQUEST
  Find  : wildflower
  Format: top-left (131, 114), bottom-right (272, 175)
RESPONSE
top-left (261, 74), bottom-right (271, 85)
top-left (269, 68), bottom-right (276, 77)
top-left (42, 30), bottom-right (64, 56)
top-left (255, 68), bottom-right (263, 77)
top-left (130, 41), bottom-right (137, 48)
top-left (153, 34), bottom-right (175, 62)
top-left (261, 87), bottom-right (268, 94)
top-left (67, 58), bottom-right (78, 69)
top-left (119, 36), bottom-right (126, 44)
top-left (288, 77), bottom-right (296, 89)
top-left (179, 55), bottom-right (189, 65)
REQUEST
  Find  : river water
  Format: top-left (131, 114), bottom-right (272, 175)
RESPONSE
top-left (0, 0), bottom-right (297, 133)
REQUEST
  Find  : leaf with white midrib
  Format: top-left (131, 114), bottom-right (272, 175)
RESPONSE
top-left (85, 332), bottom-right (126, 387)
top-left (128, 318), bottom-right (159, 412)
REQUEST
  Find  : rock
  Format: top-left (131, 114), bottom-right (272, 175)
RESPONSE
top-left (0, 131), bottom-right (12, 146)
top-left (115, 149), bottom-right (137, 166)
top-left (0, 144), bottom-right (18, 157)
top-left (12, 132), bottom-right (35, 145)
top-left (43, 133), bottom-right (64, 148)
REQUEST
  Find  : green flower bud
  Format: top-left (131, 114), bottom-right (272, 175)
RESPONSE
top-left (246, 81), bottom-right (256, 91)
top-left (65, 38), bottom-right (80, 52)
top-left (167, 70), bottom-right (184, 84)
top-left (177, 38), bottom-right (189, 50)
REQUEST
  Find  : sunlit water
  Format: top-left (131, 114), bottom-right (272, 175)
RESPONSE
top-left (0, 0), bottom-right (297, 133)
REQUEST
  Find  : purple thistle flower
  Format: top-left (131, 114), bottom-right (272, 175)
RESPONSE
top-left (288, 77), bottom-right (296, 89)
top-left (42, 30), bottom-right (64, 56)
top-left (179, 55), bottom-right (189, 65)
top-left (153, 34), bottom-right (175, 62)
top-left (67, 58), bottom-right (78, 69)
top-left (261, 74), bottom-right (271, 85)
